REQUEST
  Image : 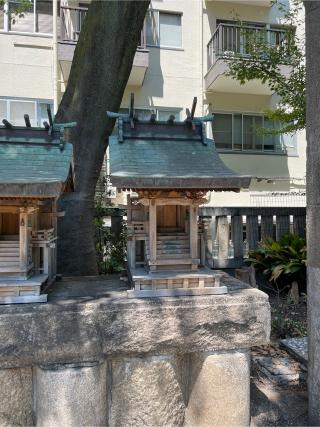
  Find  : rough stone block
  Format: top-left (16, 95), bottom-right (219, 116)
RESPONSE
top-left (34, 361), bottom-right (107, 427)
top-left (0, 367), bottom-right (33, 426)
top-left (185, 350), bottom-right (250, 427)
top-left (109, 355), bottom-right (186, 427)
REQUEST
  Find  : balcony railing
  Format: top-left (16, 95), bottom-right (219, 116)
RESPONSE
top-left (60, 5), bottom-right (147, 49)
top-left (207, 23), bottom-right (288, 70)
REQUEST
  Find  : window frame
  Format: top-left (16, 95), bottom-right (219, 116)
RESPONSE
top-left (212, 111), bottom-right (294, 155)
top-left (119, 106), bottom-right (182, 122)
top-left (146, 9), bottom-right (183, 50)
top-left (0, 97), bottom-right (53, 127)
top-left (0, 0), bottom-right (53, 36)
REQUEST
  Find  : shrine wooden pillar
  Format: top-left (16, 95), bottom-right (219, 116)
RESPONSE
top-left (19, 208), bottom-right (29, 275)
top-left (190, 204), bottom-right (198, 270)
top-left (149, 199), bottom-right (157, 271)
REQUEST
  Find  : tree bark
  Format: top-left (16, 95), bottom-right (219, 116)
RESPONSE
top-left (305, 2), bottom-right (320, 424)
top-left (55, 1), bottom-right (149, 275)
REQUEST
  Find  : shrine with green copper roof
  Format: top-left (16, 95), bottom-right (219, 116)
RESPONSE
top-left (0, 109), bottom-right (75, 304)
top-left (107, 95), bottom-right (251, 299)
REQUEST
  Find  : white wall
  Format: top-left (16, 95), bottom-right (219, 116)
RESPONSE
top-left (0, 33), bottom-right (53, 100)
top-left (122, 0), bottom-right (203, 118)
top-left (202, 0), bottom-right (306, 207)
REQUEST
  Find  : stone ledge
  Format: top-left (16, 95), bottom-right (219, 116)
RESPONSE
top-left (0, 274), bottom-right (270, 369)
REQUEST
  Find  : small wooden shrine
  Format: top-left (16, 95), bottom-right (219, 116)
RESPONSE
top-left (0, 112), bottom-right (74, 303)
top-left (108, 97), bottom-right (251, 298)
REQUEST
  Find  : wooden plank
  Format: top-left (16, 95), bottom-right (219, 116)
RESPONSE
top-left (246, 215), bottom-right (259, 251)
top-left (127, 286), bottom-right (228, 298)
top-left (19, 210), bottom-right (29, 271)
top-left (293, 215), bottom-right (306, 237)
top-left (276, 215), bottom-right (290, 240)
top-left (149, 200), bottom-right (157, 263)
top-left (0, 294), bottom-right (47, 304)
top-left (216, 216), bottom-right (229, 259)
top-left (189, 205), bottom-right (198, 261)
top-left (261, 215), bottom-right (274, 240)
top-left (212, 258), bottom-right (244, 269)
top-left (231, 215), bottom-right (243, 259)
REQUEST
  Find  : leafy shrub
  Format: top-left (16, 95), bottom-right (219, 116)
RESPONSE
top-left (247, 233), bottom-right (306, 295)
top-left (94, 217), bottom-right (127, 275)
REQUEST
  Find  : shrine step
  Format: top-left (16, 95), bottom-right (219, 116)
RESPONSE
top-left (0, 242), bottom-right (19, 247)
top-left (157, 228), bottom-right (185, 234)
top-left (157, 240), bottom-right (189, 248)
top-left (0, 235), bottom-right (19, 241)
top-left (0, 265), bottom-right (21, 272)
top-left (157, 249), bottom-right (190, 257)
top-left (157, 253), bottom-right (190, 258)
top-left (156, 235), bottom-right (189, 241)
top-left (152, 258), bottom-right (195, 265)
top-left (0, 246), bottom-right (19, 256)
top-left (0, 260), bottom-right (20, 267)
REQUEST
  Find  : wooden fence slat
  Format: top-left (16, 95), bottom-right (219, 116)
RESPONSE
top-left (276, 215), bottom-right (290, 240)
top-left (232, 215), bottom-right (243, 259)
top-left (261, 215), bottom-right (274, 240)
top-left (216, 216), bottom-right (229, 259)
top-left (246, 215), bottom-right (259, 251)
top-left (293, 215), bottom-right (306, 237)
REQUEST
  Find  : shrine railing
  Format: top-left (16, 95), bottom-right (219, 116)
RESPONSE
top-left (199, 206), bottom-right (306, 269)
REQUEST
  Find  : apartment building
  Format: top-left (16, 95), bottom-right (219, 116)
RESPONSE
top-left (0, 0), bottom-right (306, 207)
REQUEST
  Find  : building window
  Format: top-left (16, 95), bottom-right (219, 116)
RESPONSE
top-left (120, 107), bottom-right (181, 121)
top-left (212, 112), bottom-right (296, 154)
top-left (0, 98), bottom-right (53, 127)
top-left (146, 10), bottom-right (182, 48)
top-left (1, 0), bottom-right (53, 34)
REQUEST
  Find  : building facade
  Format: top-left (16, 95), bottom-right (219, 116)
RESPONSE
top-left (0, 0), bottom-right (306, 207)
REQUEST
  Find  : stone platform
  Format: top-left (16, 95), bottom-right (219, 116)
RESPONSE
top-left (0, 273), bottom-right (270, 427)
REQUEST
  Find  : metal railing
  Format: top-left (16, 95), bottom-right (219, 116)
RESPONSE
top-left (60, 5), bottom-right (147, 49)
top-left (207, 23), bottom-right (288, 70)
top-left (199, 206), bottom-right (306, 269)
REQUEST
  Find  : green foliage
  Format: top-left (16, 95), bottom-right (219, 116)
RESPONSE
top-left (271, 296), bottom-right (307, 338)
top-left (0, 0), bottom-right (32, 18)
top-left (247, 233), bottom-right (306, 292)
top-left (94, 216), bottom-right (127, 275)
top-left (226, 0), bottom-right (305, 133)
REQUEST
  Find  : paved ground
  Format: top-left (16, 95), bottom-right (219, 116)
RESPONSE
top-left (251, 344), bottom-right (308, 426)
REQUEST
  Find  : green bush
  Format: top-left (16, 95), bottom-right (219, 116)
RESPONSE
top-left (247, 233), bottom-right (306, 294)
top-left (94, 217), bottom-right (127, 275)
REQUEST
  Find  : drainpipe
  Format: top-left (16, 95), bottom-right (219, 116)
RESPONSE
top-left (53, 0), bottom-right (58, 115)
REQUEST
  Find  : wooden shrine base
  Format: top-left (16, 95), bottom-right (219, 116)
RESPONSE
top-left (128, 267), bottom-right (227, 298)
top-left (0, 274), bottom-right (48, 304)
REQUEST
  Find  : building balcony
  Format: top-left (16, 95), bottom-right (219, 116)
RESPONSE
top-left (204, 23), bottom-right (289, 95)
top-left (58, 5), bottom-right (149, 87)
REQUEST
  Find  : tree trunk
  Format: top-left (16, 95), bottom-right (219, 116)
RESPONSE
top-left (305, 2), bottom-right (320, 424)
top-left (55, 1), bottom-right (150, 275)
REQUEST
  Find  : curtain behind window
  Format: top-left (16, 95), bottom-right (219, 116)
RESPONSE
top-left (159, 13), bottom-right (181, 48)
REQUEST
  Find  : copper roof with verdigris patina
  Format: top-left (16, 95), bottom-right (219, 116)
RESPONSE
top-left (0, 124), bottom-right (74, 198)
top-left (108, 115), bottom-right (251, 190)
